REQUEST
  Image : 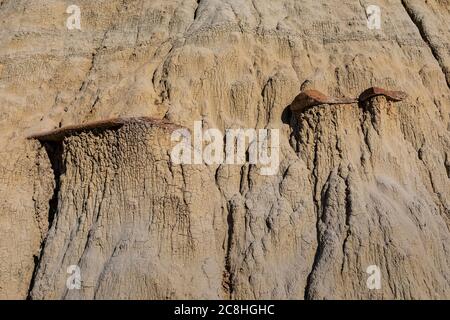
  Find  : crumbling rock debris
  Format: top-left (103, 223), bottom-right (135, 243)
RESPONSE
top-left (290, 90), bottom-right (358, 112)
top-left (358, 87), bottom-right (408, 103)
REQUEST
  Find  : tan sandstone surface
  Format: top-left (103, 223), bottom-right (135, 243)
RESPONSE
top-left (0, 0), bottom-right (449, 299)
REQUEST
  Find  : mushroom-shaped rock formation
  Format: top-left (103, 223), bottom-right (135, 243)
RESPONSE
top-left (290, 89), bottom-right (357, 113)
top-left (28, 117), bottom-right (180, 142)
top-left (358, 87), bottom-right (408, 103)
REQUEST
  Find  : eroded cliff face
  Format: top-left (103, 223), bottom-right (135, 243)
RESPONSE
top-left (0, 0), bottom-right (449, 299)
top-left (30, 120), bottom-right (228, 299)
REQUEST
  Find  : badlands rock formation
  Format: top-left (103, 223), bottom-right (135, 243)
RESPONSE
top-left (0, 0), bottom-right (449, 299)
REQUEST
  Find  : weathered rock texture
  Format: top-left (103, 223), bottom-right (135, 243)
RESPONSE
top-left (0, 0), bottom-right (449, 299)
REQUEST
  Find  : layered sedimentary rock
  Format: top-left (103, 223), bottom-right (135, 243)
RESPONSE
top-left (0, 0), bottom-right (449, 299)
top-left (358, 87), bottom-right (408, 102)
top-left (30, 119), bottom-right (227, 299)
top-left (291, 95), bottom-right (450, 299)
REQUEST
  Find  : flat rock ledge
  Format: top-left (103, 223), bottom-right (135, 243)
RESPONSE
top-left (290, 90), bottom-right (357, 112)
top-left (358, 87), bottom-right (408, 102)
top-left (27, 117), bottom-right (180, 142)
